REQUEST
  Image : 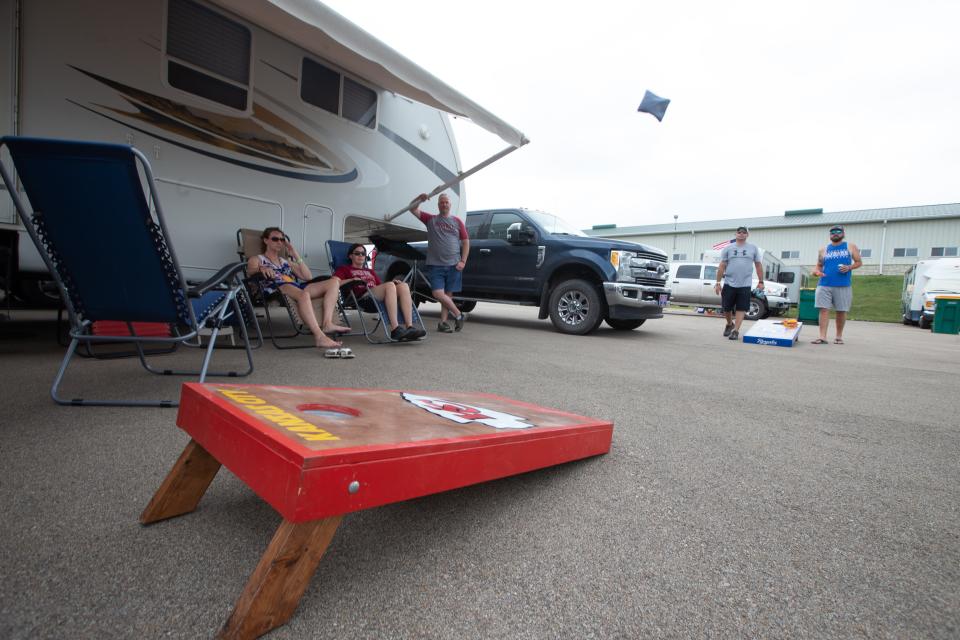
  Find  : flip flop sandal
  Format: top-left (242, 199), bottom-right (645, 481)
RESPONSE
top-left (833, 338), bottom-right (844, 344)
top-left (810, 338), bottom-right (829, 344)
top-left (324, 347), bottom-right (355, 359)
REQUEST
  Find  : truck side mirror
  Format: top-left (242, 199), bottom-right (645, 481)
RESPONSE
top-left (507, 222), bottom-right (535, 245)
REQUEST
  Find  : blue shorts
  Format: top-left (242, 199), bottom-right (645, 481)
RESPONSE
top-left (426, 264), bottom-right (462, 293)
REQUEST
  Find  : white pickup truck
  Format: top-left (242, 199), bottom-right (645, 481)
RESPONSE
top-left (667, 261), bottom-right (790, 320)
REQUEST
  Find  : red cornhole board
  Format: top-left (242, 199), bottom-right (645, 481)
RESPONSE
top-left (141, 383), bottom-right (613, 639)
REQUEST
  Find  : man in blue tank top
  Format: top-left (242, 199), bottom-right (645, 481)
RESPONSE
top-left (812, 225), bottom-right (862, 344)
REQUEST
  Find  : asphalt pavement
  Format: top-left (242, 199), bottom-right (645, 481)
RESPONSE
top-left (1, 306), bottom-right (958, 639)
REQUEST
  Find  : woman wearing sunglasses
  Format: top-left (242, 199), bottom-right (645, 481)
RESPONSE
top-left (334, 243), bottom-right (426, 341)
top-left (247, 227), bottom-right (350, 350)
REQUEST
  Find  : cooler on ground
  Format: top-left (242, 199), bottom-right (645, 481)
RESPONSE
top-left (798, 288), bottom-right (818, 325)
top-left (933, 296), bottom-right (960, 334)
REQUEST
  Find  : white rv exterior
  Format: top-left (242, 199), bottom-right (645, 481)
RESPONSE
top-left (901, 258), bottom-right (960, 328)
top-left (1, 0), bottom-right (524, 304)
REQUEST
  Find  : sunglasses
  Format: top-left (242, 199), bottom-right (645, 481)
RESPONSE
top-left (351, 251), bottom-right (367, 256)
top-left (268, 236), bottom-right (285, 242)
top-left (829, 229), bottom-right (844, 234)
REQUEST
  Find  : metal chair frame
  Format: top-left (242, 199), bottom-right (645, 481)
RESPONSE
top-left (0, 136), bottom-right (262, 407)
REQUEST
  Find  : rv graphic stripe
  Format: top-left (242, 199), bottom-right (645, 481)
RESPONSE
top-left (379, 124), bottom-right (460, 196)
top-left (70, 101), bottom-right (359, 183)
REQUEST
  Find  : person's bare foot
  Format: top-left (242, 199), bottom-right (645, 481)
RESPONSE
top-left (316, 336), bottom-right (342, 349)
top-left (322, 324), bottom-right (350, 335)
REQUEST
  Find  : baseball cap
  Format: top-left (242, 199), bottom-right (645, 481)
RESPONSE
top-left (736, 226), bottom-right (748, 233)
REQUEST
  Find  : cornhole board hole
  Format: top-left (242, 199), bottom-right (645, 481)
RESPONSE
top-left (141, 383), bottom-right (613, 639)
top-left (742, 318), bottom-right (803, 347)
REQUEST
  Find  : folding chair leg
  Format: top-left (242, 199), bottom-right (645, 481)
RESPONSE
top-left (138, 294), bottom-right (255, 382)
top-left (51, 336), bottom-right (178, 407)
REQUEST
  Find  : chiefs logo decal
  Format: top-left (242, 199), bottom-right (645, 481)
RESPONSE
top-left (402, 393), bottom-right (534, 430)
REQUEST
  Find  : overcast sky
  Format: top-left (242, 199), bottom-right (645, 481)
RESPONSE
top-left (323, 0), bottom-right (960, 231)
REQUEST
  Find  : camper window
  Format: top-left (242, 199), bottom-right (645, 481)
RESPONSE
top-left (343, 78), bottom-right (377, 129)
top-left (301, 59), bottom-right (340, 115)
top-left (165, 0), bottom-right (251, 110)
top-left (301, 59), bottom-right (378, 130)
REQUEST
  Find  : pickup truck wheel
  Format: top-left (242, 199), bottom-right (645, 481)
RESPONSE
top-left (746, 297), bottom-right (767, 321)
top-left (455, 300), bottom-right (477, 313)
top-left (548, 279), bottom-right (603, 335)
top-left (15, 276), bottom-right (62, 308)
top-left (605, 318), bottom-right (645, 330)
top-left (919, 314), bottom-right (932, 329)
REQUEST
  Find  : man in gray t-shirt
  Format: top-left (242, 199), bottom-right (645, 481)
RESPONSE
top-left (713, 226), bottom-right (764, 341)
top-left (410, 192), bottom-right (471, 333)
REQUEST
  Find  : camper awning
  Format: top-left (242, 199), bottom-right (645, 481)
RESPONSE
top-left (210, 0), bottom-right (528, 149)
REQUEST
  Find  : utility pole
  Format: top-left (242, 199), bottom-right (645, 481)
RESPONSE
top-left (672, 214), bottom-right (678, 256)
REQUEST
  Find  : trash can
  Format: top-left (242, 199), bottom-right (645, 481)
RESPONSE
top-left (933, 295), bottom-right (960, 334)
top-left (798, 288), bottom-right (818, 325)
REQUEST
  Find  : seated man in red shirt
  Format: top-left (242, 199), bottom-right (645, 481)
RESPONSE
top-left (334, 243), bottom-right (426, 341)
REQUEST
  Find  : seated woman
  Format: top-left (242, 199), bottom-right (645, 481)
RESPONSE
top-left (334, 243), bottom-right (426, 341)
top-left (246, 227), bottom-right (350, 350)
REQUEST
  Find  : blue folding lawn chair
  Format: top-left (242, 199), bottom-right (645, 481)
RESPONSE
top-left (326, 239), bottom-right (426, 344)
top-left (0, 136), bottom-right (261, 407)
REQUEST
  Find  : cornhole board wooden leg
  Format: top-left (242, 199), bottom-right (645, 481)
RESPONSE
top-left (140, 439), bottom-right (222, 524)
top-left (217, 515), bottom-right (343, 640)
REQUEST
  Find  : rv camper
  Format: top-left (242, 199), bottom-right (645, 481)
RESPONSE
top-left (0, 0), bottom-right (526, 305)
top-left (901, 258), bottom-right (960, 328)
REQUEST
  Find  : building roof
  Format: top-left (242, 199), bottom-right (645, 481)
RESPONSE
top-left (583, 203), bottom-right (960, 237)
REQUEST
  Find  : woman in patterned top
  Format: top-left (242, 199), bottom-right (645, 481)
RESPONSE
top-left (333, 243), bottom-right (425, 341)
top-left (246, 227), bottom-right (349, 350)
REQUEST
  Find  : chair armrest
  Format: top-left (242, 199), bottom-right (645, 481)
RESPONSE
top-left (188, 262), bottom-right (246, 297)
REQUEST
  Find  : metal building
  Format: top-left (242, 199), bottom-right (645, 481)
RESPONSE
top-left (583, 203), bottom-right (960, 275)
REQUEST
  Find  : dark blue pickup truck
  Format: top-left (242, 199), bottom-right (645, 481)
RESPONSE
top-left (373, 208), bottom-right (671, 335)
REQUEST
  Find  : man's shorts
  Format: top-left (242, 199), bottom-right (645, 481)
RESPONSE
top-left (815, 285), bottom-right (852, 312)
top-left (721, 285), bottom-right (752, 312)
top-left (426, 264), bottom-right (462, 293)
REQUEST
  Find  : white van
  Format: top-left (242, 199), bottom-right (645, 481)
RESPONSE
top-left (901, 258), bottom-right (960, 328)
